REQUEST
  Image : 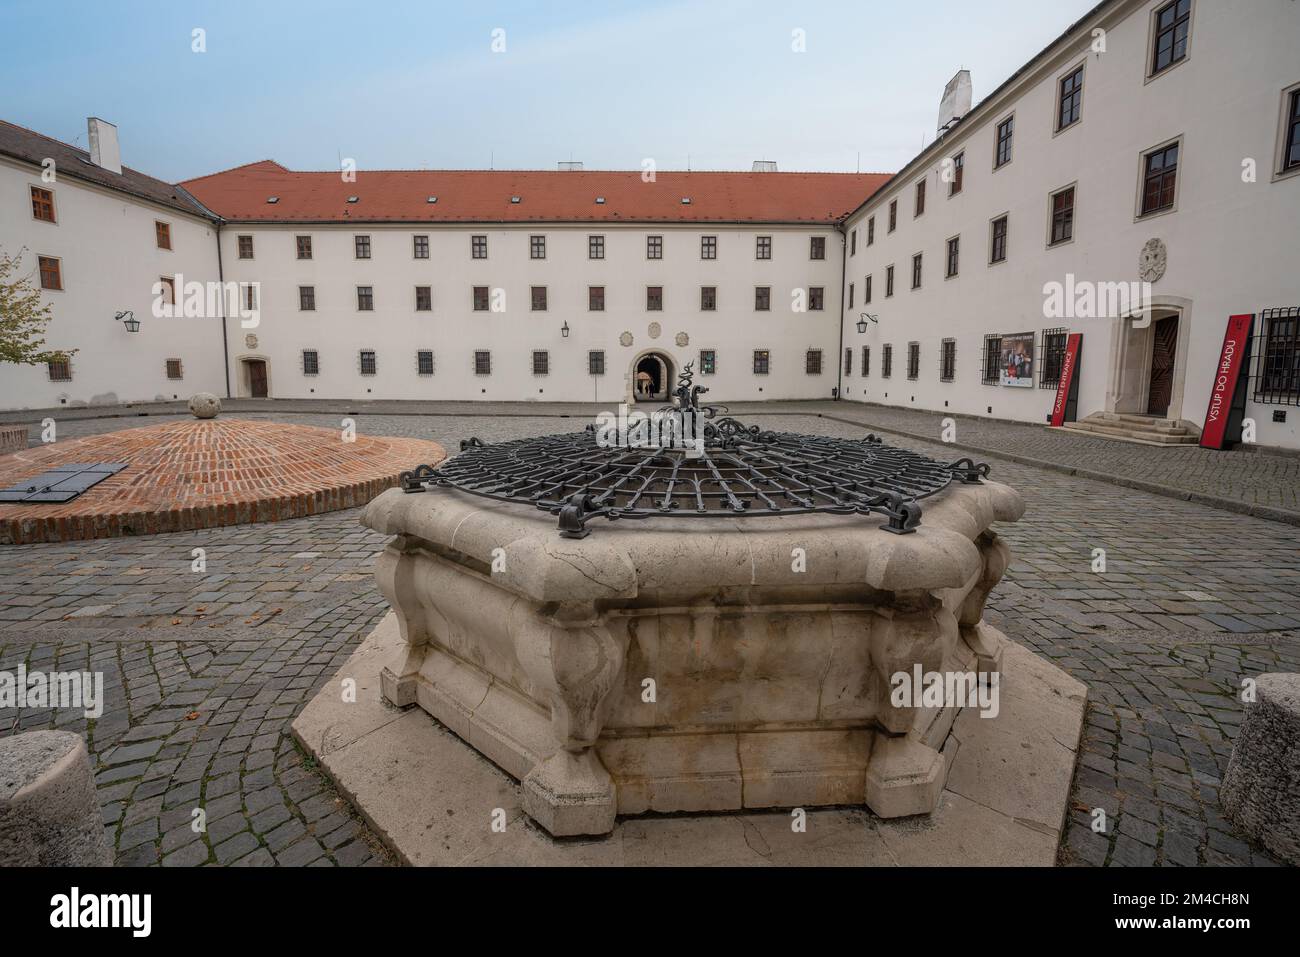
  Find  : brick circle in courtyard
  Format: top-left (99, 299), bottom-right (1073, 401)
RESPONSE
top-left (0, 419), bottom-right (445, 544)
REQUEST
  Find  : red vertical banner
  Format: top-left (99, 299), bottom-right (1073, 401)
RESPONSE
top-left (1050, 333), bottom-right (1083, 427)
top-left (1200, 314), bottom-right (1255, 450)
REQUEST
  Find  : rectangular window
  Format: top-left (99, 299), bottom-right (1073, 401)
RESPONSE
top-left (531, 286), bottom-right (547, 311)
top-left (700, 350), bottom-right (717, 375)
top-left (415, 286), bottom-right (432, 311)
top-left (756, 236), bottom-right (772, 260)
top-left (810, 236), bottom-right (826, 260)
top-left (647, 286), bottom-right (663, 311)
top-left (861, 346), bottom-right (870, 378)
top-left (848, 283), bottom-right (855, 309)
top-left (47, 357), bottom-right (71, 381)
top-left (946, 236), bottom-right (960, 278)
top-left (299, 285), bottom-right (315, 311)
top-left (850, 230), bottom-right (857, 256)
top-left (806, 349), bottom-right (823, 375)
top-left (844, 347), bottom-right (853, 376)
top-left (159, 276), bottom-right (175, 305)
top-left (417, 350), bottom-right (434, 376)
top-left (474, 350), bottom-right (492, 375)
top-left (166, 358), bottom-right (183, 380)
top-left (31, 186), bottom-right (55, 223)
top-left (1284, 89), bottom-right (1300, 173)
top-left (296, 235), bottom-right (312, 259)
top-left (588, 350), bottom-right (605, 376)
top-left (589, 235), bottom-right (604, 259)
top-left (995, 116), bottom-right (1014, 168)
top-left (886, 265), bottom-right (895, 297)
top-left (907, 342), bottom-right (920, 380)
top-left (941, 339), bottom-right (957, 382)
top-left (471, 235), bottom-right (488, 259)
top-left (1050, 187), bottom-right (1076, 245)
top-left (532, 350), bottom-right (549, 375)
top-left (1151, 0), bottom-right (1191, 76)
top-left (413, 235), bottom-right (429, 259)
top-left (755, 286), bottom-right (771, 311)
top-left (808, 287), bottom-right (824, 311)
top-left (1256, 307), bottom-right (1300, 405)
top-left (357, 286), bottom-right (374, 310)
top-left (530, 235), bottom-right (546, 259)
top-left (243, 284), bottom-right (257, 311)
top-left (473, 286), bottom-right (490, 311)
top-left (302, 349), bottom-right (319, 376)
top-left (1141, 142), bottom-right (1179, 215)
top-left (701, 286), bottom-right (717, 311)
top-left (911, 254), bottom-right (922, 290)
top-left (38, 255), bottom-right (61, 290)
top-left (354, 235), bottom-right (371, 259)
top-left (867, 216), bottom-right (875, 246)
top-left (950, 152), bottom-right (964, 195)
top-left (914, 179), bottom-right (926, 217)
top-left (1058, 65), bottom-right (1084, 131)
top-left (1041, 328), bottom-right (1069, 388)
top-left (155, 221), bottom-right (171, 250)
top-left (360, 350), bottom-right (377, 376)
top-left (888, 200), bottom-right (897, 232)
top-left (589, 286), bottom-right (605, 311)
top-left (237, 235), bottom-right (254, 259)
top-left (753, 350), bottom-right (770, 375)
top-left (982, 335), bottom-right (1002, 384)
top-left (864, 274), bottom-right (873, 304)
top-left (882, 344), bottom-right (893, 379)
top-left (701, 235), bottom-right (717, 260)
top-left (990, 215), bottom-right (1009, 263)
top-left (646, 235), bottom-right (663, 259)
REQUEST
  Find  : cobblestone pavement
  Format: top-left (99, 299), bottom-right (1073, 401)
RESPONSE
top-left (2, 408), bottom-right (1299, 866)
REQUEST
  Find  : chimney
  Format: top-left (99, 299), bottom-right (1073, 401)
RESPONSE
top-left (936, 70), bottom-right (972, 135)
top-left (557, 161), bottom-right (583, 171)
top-left (87, 117), bottom-right (122, 174)
top-left (751, 160), bottom-right (778, 172)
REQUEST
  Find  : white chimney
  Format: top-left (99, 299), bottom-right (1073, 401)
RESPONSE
top-left (87, 117), bottom-right (122, 174)
top-left (937, 70), bottom-right (973, 134)
top-left (751, 160), bottom-right (778, 172)
top-left (557, 161), bottom-right (583, 171)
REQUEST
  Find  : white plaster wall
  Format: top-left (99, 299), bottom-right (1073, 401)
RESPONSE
top-left (839, 0), bottom-right (1300, 449)
top-left (0, 157), bottom-right (225, 410)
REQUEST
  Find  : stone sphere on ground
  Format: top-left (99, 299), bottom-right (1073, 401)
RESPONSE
top-left (188, 392), bottom-right (221, 419)
top-left (0, 730), bottom-right (113, 866)
top-left (1220, 672), bottom-right (1300, 865)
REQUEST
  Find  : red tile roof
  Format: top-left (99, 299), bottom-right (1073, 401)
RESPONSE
top-left (180, 163), bottom-right (891, 225)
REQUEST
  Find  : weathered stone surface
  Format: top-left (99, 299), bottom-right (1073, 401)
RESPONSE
top-left (0, 730), bottom-right (113, 866)
top-left (187, 392), bottom-right (221, 419)
top-left (1220, 673), bottom-right (1300, 864)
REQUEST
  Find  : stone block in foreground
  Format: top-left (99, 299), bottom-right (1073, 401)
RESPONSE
top-left (0, 730), bottom-right (113, 866)
top-left (1221, 672), bottom-right (1300, 865)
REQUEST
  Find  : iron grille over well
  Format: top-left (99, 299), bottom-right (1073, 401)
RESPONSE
top-left (401, 364), bottom-right (989, 538)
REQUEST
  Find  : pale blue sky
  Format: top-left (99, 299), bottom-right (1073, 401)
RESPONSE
top-left (2, 0), bottom-right (1100, 181)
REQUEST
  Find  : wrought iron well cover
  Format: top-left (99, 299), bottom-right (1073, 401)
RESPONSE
top-left (401, 365), bottom-right (989, 538)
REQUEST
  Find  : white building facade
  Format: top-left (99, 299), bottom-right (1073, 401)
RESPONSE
top-left (837, 0), bottom-right (1300, 449)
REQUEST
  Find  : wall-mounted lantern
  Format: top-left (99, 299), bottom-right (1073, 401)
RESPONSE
top-left (561, 321), bottom-right (570, 338)
top-left (857, 313), bottom-right (877, 333)
top-left (115, 310), bottom-right (140, 333)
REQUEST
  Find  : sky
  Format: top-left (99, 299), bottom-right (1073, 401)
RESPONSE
top-left (1, 0), bottom-right (1101, 182)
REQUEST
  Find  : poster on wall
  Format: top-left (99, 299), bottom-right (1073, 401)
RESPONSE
top-left (1000, 331), bottom-right (1035, 387)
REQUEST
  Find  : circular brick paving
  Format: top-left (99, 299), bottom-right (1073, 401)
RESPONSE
top-left (0, 419), bottom-right (444, 544)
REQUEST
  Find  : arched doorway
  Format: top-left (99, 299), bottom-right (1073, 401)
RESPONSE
top-left (632, 352), bottom-right (673, 402)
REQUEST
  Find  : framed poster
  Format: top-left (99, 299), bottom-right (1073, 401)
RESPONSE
top-left (1000, 331), bottom-right (1035, 388)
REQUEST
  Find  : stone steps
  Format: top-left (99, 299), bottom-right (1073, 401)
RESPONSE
top-left (1057, 412), bottom-right (1201, 446)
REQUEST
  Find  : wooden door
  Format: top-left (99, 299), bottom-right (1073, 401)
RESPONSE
top-left (1146, 315), bottom-right (1178, 416)
top-left (249, 360), bottom-right (268, 398)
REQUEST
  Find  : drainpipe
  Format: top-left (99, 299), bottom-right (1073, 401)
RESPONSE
top-left (835, 224), bottom-right (847, 401)
top-left (216, 223), bottom-right (230, 398)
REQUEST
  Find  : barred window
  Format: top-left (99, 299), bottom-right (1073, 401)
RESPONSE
top-left (473, 286), bottom-right (490, 311)
top-left (589, 286), bottom-right (605, 311)
top-left (907, 342), bottom-right (920, 380)
top-left (237, 235), bottom-right (254, 258)
top-left (810, 236), bottom-right (825, 260)
top-left (701, 235), bottom-right (717, 260)
top-left (417, 350), bottom-right (434, 376)
top-left (354, 235), bottom-right (371, 259)
top-left (647, 286), bottom-right (663, 311)
top-left (589, 235), bottom-right (604, 259)
top-left (941, 339), bottom-right (957, 382)
top-left (588, 350), bottom-right (605, 376)
top-left (47, 357), bottom-right (71, 381)
top-left (844, 347), bottom-right (853, 376)
top-left (360, 350), bottom-right (377, 376)
top-left (1041, 328), bottom-right (1069, 388)
top-left (530, 235), bottom-right (546, 259)
top-left (471, 235), bottom-right (488, 259)
top-left (882, 344), bottom-right (893, 378)
top-left (756, 236), bottom-right (772, 260)
top-left (302, 350), bottom-right (319, 376)
top-left (531, 286), bottom-right (547, 311)
top-left (754, 350), bottom-right (770, 375)
top-left (646, 235), bottom-right (663, 259)
top-left (474, 350), bottom-right (492, 375)
top-left (806, 349), bottom-right (823, 375)
top-left (166, 358), bottom-right (183, 380)
top-left (1256, 307), bottom-right (1300, 405)
top-left (700, 350), bottom-right (717, 375)
top-left (296, 235), bottom-right (312, 259)
top-left (415, 286), bottom-right (432, 311)
top-left (861, 346), bottom-right (870, 378)
top-left (413, 235), bottom-right (429, 259)
top-left (982, 335), bottom-right (1003, 385)
top-left (808, 287), bottom-right (824, 311)
top-left (357, 286), bottom-right (373, 310)
top-left (755, 286), bottom-right (771, 311)
top-left (532, 350), bottom-right (549, 375)
top-left (701, 286), bottom-right (716, 311)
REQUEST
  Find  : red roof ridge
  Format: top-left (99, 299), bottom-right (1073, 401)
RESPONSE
top-left (178, 159), bottom-right (288, 185)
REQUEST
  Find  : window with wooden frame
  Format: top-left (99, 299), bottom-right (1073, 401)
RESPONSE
top-left (810, 236), bottom-right (826, 260)
top-left (907, 342), bottom-right (920, 380)
top-left (530, 235), bottom-right (546, 259)
top-left (995, 115), bottom-right (1014, 168)
top-left (47, 357), bottom-right (71, 381)
top-left (646, 286), bottom-right (663, 311)
top-left (30, 186), bottom-right (55, 223)
top-left (864, 274), bottom-right (873, 304)
top-left (299, 286), bottom-right (315, 310)
top-left (415, 286), bottom-right (432, 311)
top-left (805, 349), bottom-right (823, 375)
top-left (885, 265), bottom-right (895, 297)
top-left (532, 350), bottom-right (549, 375)
top-left (911, 253), bottom-right (922, 290)
top-left (753, 350), bottom-right (771, 375)
top-left (914, 179), bottom-right (926, 217)
top-left (1057, 65), bottom-right (1084, 131)
top-left (888, 200), bottom-right (897, 232)
top-left (166, 358), bottom-right (183, 380)
top-left (755, 286), bottom-right (771, 311)
top-left (243, 284), bottom-right (257, 311)
top-left (302, 350), bottom-right (320, 376)
top-left (357, 286), bottom-right (374, 310)
top-left (474, 350), bottom-right (492, 375)
top-left (471, 235), bottom-right (488, 259)
top-left (949, 152), bottom-right (964, 195)
top-left (849, 230), bottom-right (857, 256)
top-left (990, 215), bottom-right (1009, 263)
top-left (417, 350), bottom-right (435, 376)
top-left (296, 235), bottom-right (312, 259)
top-left (808, 287), bottom-right (824, 311)
top-left (1041, 328), bottom-right (1069, 388)
top-left (756, 235), bottom-right (772, 260)
top-left (881, 344), bottom-right (893, 379)
top-left (588, 235), bottom-right (605, 259)
top-left (940, 339), bottom-right (957, 382)
top-left (354, 235), bottom-right (371, 259)
top-left (38, 255), bottom-right (62, 290)
top-left (848, 283), bottom-right (854, 309)
top-left (700, 350), bottom-right (717, 375)
top-left (588, 350), bottom-right (605, 376)
top-left (1049, 186), bottom-right (1076, 245)
top-left (982, 335), bottom-right (1002, 384)
top-left (359, 350), bottom-right (377, 376)
top-left (946, 236), bottom-right (960, 278)
top-left (473, 286), bottom-right (490, 311)
top-left (155, 221), bottom-right (171, 250)
top-left (866, 216), bottom-right (875, 245)
top-left (646, 235), bottom-right (663, 259)
top-left (159, 276), bottom-right (175, 305)
top-left (413, 235), bottom-right (430, 259)
top-left (237, 235), bottom-right (254, 258)
top-left (531, 286), bottom-right (548, 311)
top-left (700, 286), bottom-right (717, 311)
top-left (700, 235), bottom-right (717, 260)
top-left (1140, 142), bottom-right (1179, 216)
top-left (1150, 0), bottom-right (1191, 77)
top-left (588, 286), bottom-right (605, 311)
top-left (1281, 87), bottom-right (1300, 175)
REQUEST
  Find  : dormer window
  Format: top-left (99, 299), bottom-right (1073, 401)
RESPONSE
top-left (595, 197), bottom-right (606, 204)
top-left (427, 196), bottom-right (437, 203)
top-left (266, 196), bottom-right (279, 204)
top-left (346, 195), bottom-right (359, 203)
top-left (680, 197), bottom-right (692, 205)
top-left (510, 196), bottom-right (521, 204)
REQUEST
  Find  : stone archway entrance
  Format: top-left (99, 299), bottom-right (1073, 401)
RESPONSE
top-left (1106, 298), bottom-right (1193, 423)
top-left (240, 358), bottom-right (269, 398)
top-left (632, 352), bottom-right (673, 402)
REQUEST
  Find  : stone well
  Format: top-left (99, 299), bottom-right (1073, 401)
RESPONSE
top-left (363, 382), bottom-right (1023, 837)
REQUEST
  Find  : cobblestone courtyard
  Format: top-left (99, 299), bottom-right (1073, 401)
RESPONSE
top-left (2, 404), bottom-right (1298, 866)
